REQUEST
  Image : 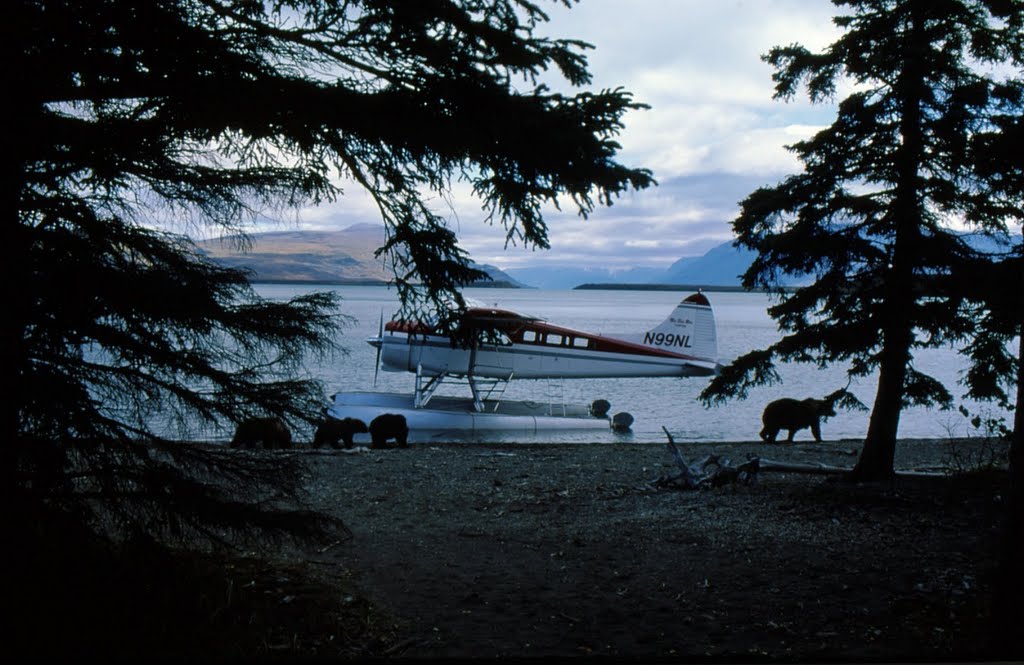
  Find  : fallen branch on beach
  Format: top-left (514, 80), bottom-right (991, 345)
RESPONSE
top-left (756, 458), bottom-right (852, 475)
top-left (657, 427), bottom-right (949, 485)
top-left (750, 458), bottom-right (947, 478)
top-left (654, 427), bottom-right (760, 489)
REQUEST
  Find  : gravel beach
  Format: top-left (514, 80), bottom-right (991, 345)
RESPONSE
top-left (293, 436), bottom-right (1010, 661)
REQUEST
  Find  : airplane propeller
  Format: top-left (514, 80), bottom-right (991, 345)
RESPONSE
top-left (373, 309), bottom-right (383, 386)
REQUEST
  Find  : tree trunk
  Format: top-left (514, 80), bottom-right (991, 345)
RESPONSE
top-left (849, 160), bottom-right (916, 482)
top-left (989, 282), bottom-right (1023, 656)
top-left (853, 319), bottom-right (911, 481)
top-left (6, 100), bottom-right (31, 447)
top-left (850, 3), bottom-right (926, 483)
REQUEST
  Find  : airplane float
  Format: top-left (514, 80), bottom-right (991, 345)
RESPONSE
top-left (325, 291), bottom-right (719, 435)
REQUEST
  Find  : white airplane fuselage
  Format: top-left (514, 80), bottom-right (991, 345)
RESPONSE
top-left (368, 292), bottom-right (719, 380)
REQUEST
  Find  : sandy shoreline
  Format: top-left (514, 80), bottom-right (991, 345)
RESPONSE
top-left (291, 436), bottom-right (1009, 660)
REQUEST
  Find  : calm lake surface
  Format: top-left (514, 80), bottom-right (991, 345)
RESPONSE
top-left (247, 284), bottom-right (1011, 444)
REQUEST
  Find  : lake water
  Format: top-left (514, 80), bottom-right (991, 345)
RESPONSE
top-left (242, 284), bottom-right (1012, 445)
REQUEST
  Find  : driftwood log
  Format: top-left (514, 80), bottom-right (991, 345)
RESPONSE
top-left (656, 427), bottom-right (948, 485)
top-left (755, 458), bottom-right (947, 478)
top-left (654, 427), bottom-right (760, 489)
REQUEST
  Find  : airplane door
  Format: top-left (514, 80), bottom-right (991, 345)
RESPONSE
top-left (470, 330), bottom-right (515, 378)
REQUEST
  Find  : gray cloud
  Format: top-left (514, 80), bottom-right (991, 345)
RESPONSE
top-left (295, 0), bottom-right (842, 271)
top-left (466, 171), bottom-right (777, 268)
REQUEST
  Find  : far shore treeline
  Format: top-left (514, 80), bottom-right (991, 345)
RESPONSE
top-left (574, 283), bottom-right (783, 293)
top-left (249, 279), bottom-right (779, 293)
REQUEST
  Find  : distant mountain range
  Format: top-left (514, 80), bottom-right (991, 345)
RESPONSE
top-left (196, 223), bottom-right (758, 289)
top-left (195, 224), bottom-right (525, 287)
top-left (503, 242), bottom-right (760, 289)
top-left (197, 224), bottom-right (1019, 290)
top-left (504, 229), bottom-right (1021, 289)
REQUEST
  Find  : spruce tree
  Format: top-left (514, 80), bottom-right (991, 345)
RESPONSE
top-left (960, 130), bottom-right (1023, 654)
top-left (9, 0), bottom-right (652, 548)
top-left (700, 0), bottom-right (1023, 481)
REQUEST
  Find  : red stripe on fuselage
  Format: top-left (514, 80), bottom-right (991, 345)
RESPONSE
top-left (384, 307), bottom-right (710, 363)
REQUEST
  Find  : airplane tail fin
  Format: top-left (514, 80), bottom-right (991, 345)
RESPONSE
top-left (642, 292), bottom-right (718, 363)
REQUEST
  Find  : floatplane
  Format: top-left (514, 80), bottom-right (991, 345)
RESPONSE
top-left (325, 292), bottom-right (719, 435)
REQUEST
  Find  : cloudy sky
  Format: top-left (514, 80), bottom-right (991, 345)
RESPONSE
top-left (299, 0), bottom-right (847, 271)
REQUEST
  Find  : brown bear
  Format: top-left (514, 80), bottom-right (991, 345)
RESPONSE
top-left (759, 398), bottom-right (836, 443)
top-left (369, 413), bottom-right (409, 449)
top-left (230, 416), bottom-right (292, 449)
top-left (313, 417), bottom-right (369, 449)
top-left (611, 411), bottom-right (634, 432)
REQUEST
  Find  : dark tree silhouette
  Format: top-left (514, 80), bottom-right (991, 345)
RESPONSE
top-left (700, 0), bottom-right (1023, 482)
top-left (960, 189), bottom-right (1024, 654)
top-left (983, 241), bottom-right (1024, 656)
top-left (9, 0), bottom-right (652, 553)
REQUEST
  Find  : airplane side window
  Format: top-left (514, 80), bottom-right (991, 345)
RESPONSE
top-left (522, 330), bottom-right (537, 343)
top-left (572, 337), bottom-right (590, 349)
top-left (545, 334), bottom-right (562, 345)
top-left (477, 328), bottom-right (513, 346)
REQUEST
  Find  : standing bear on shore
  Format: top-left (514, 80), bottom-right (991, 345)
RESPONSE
top-left (759, 397), bottom-right (836, 444)
top-left (369, 413), bottom-right (409, 449)
top-left (313, 417), bottom-right (369, 449)
top-left (230, 416), bottom-right (292, 449)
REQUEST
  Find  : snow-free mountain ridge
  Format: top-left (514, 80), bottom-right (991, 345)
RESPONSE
top-left (197, 225), bottom-right (1019, 290)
